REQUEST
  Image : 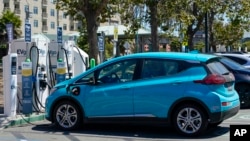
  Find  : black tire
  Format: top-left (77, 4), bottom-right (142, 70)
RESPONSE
top-left (235, 83), bottom-right (250, 109)
top-left (172, 104), bottom-right (208, 136)
top-left (53, 101), bottom-right (82, 130)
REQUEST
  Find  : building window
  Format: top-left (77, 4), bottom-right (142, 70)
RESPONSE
top-left (50, 9), bottom-right (55, 16)
top-left (4, 3), bottom-right (10, 8)
top-left (70, 25), bottom-right (74, 31)
top-left (51, 22), bottom-right (55, 29)
top-left (34, 20), bottom-right (38, 27)
top-left (63, 24), bottom-right (67, 30)
top-left (63, 12), bottom-right (67, 19)
top-left (33, 7), bottom-right (38, 14)
top-left (14, 4), bottom-right (20, 9)
top-left (50, 0), bottom-right (55, 4)
top-left (77, 22), bottom-right (82, 29)
top-left (24, 5), bottom-right (29, 11)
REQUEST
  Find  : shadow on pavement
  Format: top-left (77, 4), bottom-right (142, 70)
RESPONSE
top-left (31, 123), bottom-right (229, 140)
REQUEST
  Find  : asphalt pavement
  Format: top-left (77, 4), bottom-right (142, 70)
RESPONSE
top-left (0, 109), bottom-right (250, 141)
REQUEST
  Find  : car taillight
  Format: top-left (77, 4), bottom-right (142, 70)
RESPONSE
top-left (194, 74), bottom-right (226, 84)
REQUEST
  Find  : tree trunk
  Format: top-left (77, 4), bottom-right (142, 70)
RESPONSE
top-left (209, 11), bottom-right (216, 52)
top-left (187, 25), bottom-right (194, 51)
top-left (149, 3), bottom-right (159, 52)
top-left (85, 13), bottom-right (99, 64)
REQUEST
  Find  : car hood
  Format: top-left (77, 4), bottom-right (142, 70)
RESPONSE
top-left (54, 79), bottom-right (74, 88)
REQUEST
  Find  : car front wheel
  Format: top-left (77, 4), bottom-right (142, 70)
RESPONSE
top-left (53, 101), bottom-right (82, 130)
top-left (173, 104), bottom-right (208, 136)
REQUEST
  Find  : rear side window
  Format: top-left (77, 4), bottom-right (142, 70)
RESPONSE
top-left (141, 59), bottom-right (180, 79)
top-left (206, 60), bottom-right (229, 75)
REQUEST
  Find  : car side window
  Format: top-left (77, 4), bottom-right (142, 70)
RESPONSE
top-left (141, 59), bottom-right (179, 79)
top-left (97, 59), bottom-right (137, 84)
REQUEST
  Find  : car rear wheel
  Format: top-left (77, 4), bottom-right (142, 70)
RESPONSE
top-left (173, 104), bottom-right (208, 136)
top-left (53, 101), bottom-right (82, 130)
top-left (235, 83), bottom-right (250, 108)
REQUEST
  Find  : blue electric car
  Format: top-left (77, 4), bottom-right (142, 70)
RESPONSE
top-left (45, 52), bottom-right (240, 136)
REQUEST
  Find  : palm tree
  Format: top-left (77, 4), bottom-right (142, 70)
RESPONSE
top-left (0, 10), bottom-right (22, 55)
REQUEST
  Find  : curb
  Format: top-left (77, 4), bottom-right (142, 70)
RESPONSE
top-left (0, 116), bottom-right (12, 129)
top-left (2, 113), bottom-right (46, 129)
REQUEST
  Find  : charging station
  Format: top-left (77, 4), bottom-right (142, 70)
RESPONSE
top-left (48, 39), bottom-right (89, 85)
top-left (9, 33), bottom-right (50, 114)
top-left (3, 53), bottom-right (18, 117)
top-left (3, 29), bottom-right (88, 117)
top-left (71, 41), bottom-right (89, 76)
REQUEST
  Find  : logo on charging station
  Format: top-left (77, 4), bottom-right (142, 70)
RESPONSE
top-left (38, 49), bottom-right (46, 57)
top-left (17, 49), bottom-right (27, 56)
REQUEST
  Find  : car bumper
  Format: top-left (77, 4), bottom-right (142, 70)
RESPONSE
top-left (209, 105), bottom-right (240, 123)
top-left (45, 97), bottom-right (53, 121)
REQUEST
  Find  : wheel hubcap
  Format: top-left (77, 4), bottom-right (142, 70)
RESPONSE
top-left (56, 104), bottom-right (77, 128)
top-left (177, 107), bottom-right (202, 134)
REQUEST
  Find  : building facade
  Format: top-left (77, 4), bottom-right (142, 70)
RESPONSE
top-left (1, 0), bottom-right (83, 37)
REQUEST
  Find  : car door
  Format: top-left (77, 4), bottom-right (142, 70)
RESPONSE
top-left (82, 59), bottom-right (138, 118)
top-left (133, 59), bottom-right (189, 118)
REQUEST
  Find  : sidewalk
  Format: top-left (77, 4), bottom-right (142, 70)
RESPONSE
top-left (0, 113), bottom-right (46, 129)
top-left (0, 114), bottom-right (12, 129)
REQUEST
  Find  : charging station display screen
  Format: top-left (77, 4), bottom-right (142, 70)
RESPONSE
top-left (11, 57), bottom-right (17, 75)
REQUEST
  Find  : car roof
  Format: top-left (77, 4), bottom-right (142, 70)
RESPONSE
top-left (112, 52), bottom-right (217, 62)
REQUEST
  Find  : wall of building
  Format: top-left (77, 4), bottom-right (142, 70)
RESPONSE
top-left (1, 0), bottom-right (81, 37)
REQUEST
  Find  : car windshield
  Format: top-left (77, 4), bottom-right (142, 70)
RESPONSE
top-left (219, 57), bottom-right (246, 70)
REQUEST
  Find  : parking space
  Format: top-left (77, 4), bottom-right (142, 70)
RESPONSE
top-left (223, 109), bottom-right (250, 123)
top-left (210, 109), bottom-right (250, 139)
top-left (0, 109), bottom-right (249, 141)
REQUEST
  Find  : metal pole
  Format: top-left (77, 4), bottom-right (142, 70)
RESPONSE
top-left (25, 6), bottom-right (30, 59)
top-left (136, 31), bottom-right (139, 53)
top-left (113, 41), bottom-right (117, 57)
top-left (99, 51), bottom-right (103, 63)
top-left (205, 12), bottom-right (209, 53)
top-left (113, 25), bottom-right (118, 57)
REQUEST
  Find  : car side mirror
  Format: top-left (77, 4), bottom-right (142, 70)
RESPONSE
top-left (66, 84), bottom-right (73, 93)
top-left (89, 76), bottom-right (96, 85)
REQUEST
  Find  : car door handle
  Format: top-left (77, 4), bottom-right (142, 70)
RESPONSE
top-left (172, 81), bottom-right (182, 85)
top-left (120, 86), bottom-right (131, 90)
